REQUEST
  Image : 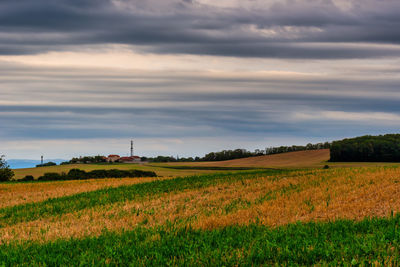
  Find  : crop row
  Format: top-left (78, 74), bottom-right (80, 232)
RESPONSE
top-left (0, 169), bottom-right (289, 227)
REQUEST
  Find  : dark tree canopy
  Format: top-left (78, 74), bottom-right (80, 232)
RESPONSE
top-left (0, 156), bottom-right (14, 182)
top-left (330, 134), bottom-right (400, 162)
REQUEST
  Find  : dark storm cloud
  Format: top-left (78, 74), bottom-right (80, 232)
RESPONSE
top-left (2, 63), bottom-right (400, 142)
top-left (0, 0), bottom-right (400, 58)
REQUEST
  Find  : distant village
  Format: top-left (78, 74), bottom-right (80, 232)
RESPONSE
top-left (52, 141), bottom-right (146, 166)
top-left (105, 140), bottom-right (142, 163)
top-left (105, 154), bottom-right (141, 163)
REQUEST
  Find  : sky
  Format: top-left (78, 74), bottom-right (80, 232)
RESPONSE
top-left (1, 0), bottom-right (400, 160)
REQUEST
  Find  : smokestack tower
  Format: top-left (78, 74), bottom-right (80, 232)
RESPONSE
top-left (130, 140), bottom-right (133, 157)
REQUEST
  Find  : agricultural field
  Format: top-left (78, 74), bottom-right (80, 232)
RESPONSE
top-left (1, 159), bottom-right (400, 265)
top-left (156, 149), bottom-right (400, 169)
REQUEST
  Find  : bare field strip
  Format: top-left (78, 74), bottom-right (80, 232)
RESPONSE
top-left (2, 167), bottom-right (400, 244)
top-left (0, 177), bottom-right (160, 209)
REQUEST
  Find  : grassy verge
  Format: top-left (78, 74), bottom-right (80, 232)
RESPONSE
top-left (0, 169), bottom-right (288, 226)
top-left (1, 215), bottom-right (399, 266)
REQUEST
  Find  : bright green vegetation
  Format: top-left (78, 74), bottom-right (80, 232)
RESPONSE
top-left (1, 215), bottom-right (399, 266)
top-left (0, 169), bottom-right (288, 227)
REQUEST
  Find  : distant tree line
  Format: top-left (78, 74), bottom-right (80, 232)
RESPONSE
top-left (265, 142), bottom-right (331, 156)
top-left (21, 168), bottom-right (157, 182)
top-left (144, 156), bottom-right (200, 163)
top-left (146, 142), bottom-right (331, 163)
top-left (330, 134), bottom-right (400, 162)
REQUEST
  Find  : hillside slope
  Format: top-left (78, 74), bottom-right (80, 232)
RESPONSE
top-left (166, 149), bottom-right (330, 168)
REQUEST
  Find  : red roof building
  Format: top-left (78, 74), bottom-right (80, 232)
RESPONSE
top-left (119, 156), bottom-right (141, 163)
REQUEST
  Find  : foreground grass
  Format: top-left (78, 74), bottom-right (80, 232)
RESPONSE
top-left (0, 169), bottom-right (288, 227)
top-left (1, 215), bottom-right (399, 266)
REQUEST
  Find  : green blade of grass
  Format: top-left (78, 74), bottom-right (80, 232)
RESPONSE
top-left (1, 215), bottom-right (399, 266)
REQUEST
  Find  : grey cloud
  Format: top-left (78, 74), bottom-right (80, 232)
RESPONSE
top-left (0, 0), bottom-right (399, 58)
top-left (2, 62), bottom-right (400, 142)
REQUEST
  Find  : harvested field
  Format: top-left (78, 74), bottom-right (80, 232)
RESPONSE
top-left (160, 149), bottom-right (330, 168)
top-left (0, 177), bottom-right (160, 209)
top-left (2, 165), bottom-right (400, 265)
top-left (2, 167), bottom-right (400, 245)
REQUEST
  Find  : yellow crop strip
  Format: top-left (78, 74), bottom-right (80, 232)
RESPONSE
top-left (0, 177), bottom-right (159, 209)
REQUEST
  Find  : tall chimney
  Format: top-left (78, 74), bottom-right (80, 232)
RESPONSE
top-left (130, 140), bottom-right (133, 157)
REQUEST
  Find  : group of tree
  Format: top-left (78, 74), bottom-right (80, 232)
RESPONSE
top-left (21, 168), bottom-right (157, 182)
top-left (61, 155), bottom-right (107, 165)
top-left (330, 134), bottom-right (400, 162)
top-left (0, 155), bottom-right (14, 181)
top-left (36, 162), bottom-right (57, 167)
top-left (265, 142), bottom-right (331, 156)
top-left (145, 156), bottom-right (200, 163)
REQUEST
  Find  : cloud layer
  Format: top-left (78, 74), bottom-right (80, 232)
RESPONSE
top-left (0, 0), bottom-right (400, 58)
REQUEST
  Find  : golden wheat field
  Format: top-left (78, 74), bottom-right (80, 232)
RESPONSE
top-left (0, 177), bottom-right (159, 209)
top-left (2, 165), bottom-right (400, 245)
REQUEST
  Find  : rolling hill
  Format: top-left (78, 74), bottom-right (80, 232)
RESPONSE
top-left (164, 149), bottom-right (331, 168)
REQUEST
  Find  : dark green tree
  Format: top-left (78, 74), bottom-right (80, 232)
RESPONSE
top-left (0, 155), bottom-right (14, 182)
top-left (330, 134), bottom-right (400, 162)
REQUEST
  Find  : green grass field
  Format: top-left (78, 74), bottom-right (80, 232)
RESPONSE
top-left (1, 215), bottom-right (399, 265)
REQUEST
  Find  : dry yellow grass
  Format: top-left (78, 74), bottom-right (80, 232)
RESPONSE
top-left (2, 166), bottom-right (400, 244)
top-left (195, 167), bottom-right (400, 229)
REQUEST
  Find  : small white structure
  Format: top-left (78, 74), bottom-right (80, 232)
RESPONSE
top-left (107, 154), bottom-right (120, 163)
